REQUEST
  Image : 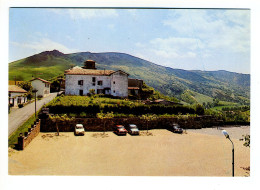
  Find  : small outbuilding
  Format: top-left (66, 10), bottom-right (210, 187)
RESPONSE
top-left (8, 85), bottom-right (27, 107)
top-left (31, 78), bottom-right (51, 97)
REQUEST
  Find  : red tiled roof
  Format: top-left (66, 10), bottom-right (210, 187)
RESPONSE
top-left (65, 67), bottom-right (129, 76)
top-left (30, 77), bottom-right (50, 84)
top-left (128, 87), bottom-right (140, 90)
top-left (8, 85), bottom-right (27, 93)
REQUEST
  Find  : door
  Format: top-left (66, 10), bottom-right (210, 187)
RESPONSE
top-left (79, 90), bottom-right (83, 96)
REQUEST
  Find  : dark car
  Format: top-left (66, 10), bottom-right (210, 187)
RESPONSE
top-left (114, 125), bottom-right (127, 136)
top-left (170, 123), bottom-right (183, 134)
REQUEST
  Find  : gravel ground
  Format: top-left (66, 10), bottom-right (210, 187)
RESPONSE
top-left (187, 126), bottom-right (250, 140)
top-left (9, 129), bottom-right (250, 176)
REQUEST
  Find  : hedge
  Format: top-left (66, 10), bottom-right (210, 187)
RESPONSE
top-left (46, 104), bottom-right (195, 116)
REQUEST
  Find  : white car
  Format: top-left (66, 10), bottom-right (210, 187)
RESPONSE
top-left (128, 124), bottom-right (139, 135)
top-left (75, 124), bottom-right (85, 136)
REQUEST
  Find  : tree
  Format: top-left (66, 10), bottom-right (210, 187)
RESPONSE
top-left (18, 81), bottom-right (32, 92)
top-left (89, 89), bottom-right (95, 96)
top-left (139, 114), bottom-right (157, 133)
top-left (49, 115), bottom-right (60, 136)
top-left (195, 104), bottom-right (205, 115)
top-left (18, 81), bottom-right (33, 100)
top-left (213, 98), bottom-right (220, 107)
top-left (242, 134), bottom-right (250, 148)
top-left (97, 112), bottom-right (114, 134)
top-left (49, 114), bottom-right (72, 136)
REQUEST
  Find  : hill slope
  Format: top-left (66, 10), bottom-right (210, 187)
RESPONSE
top-left (9, 50), bottom-right (250, 105)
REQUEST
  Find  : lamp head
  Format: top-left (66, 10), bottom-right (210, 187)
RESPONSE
top-left (222, 130), bottom-right (229, 139)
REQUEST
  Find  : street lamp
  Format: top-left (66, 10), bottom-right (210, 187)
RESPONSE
top-left (32, 89), bottom-right (38, 119)
top-left (222, 130), bottom-right (234, 177)
top-left (8, 92), bottom-right (11, 113)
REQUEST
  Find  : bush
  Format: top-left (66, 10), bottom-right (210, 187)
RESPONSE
top-left (26, 92), bottom-right (33, 100)
top-left (18, 104), bottom-right (24, 108)
top-left (37, 95), bottom-right (43, 100)
top-left (45, 96), bottom-right (195, 116)
top-left (195, 104), bottom-right (205, 115)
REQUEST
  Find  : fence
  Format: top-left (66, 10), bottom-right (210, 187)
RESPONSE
top-left (17, 119), bottom-right (41, 150)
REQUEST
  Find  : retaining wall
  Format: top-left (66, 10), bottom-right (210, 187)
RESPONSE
top-left (17, 119), bottom-right (41, 150)
top-left (40, 116), bottom-right (222, 132)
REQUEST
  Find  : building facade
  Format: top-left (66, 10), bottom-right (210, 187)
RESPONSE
top-left (65, 60), bottom-right (129, 97)
top-left (31, 78), bottom-right (51, 97)
top-left (8, 85), bottom-right (27, 107)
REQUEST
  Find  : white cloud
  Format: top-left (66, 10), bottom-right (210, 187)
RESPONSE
top-left (10, 38), bottom-right (78, 54)
top-left (50, 9), bottom-right (118, 19)
top-left (163, 9), bottom-right (250, 54)
top-left (148, 37), bottom-right (203, 59)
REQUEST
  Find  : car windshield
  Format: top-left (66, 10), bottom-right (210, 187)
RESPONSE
top-left (76, 126), bottom-right (83, 129)
top-left (117, 126), bottom-right (124, 129)
top-left (130, 126), bottom-right (137, 129)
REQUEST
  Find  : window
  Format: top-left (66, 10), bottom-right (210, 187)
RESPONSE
top-left (78, 80), bottom-right (83, 85)
top-left (97, 89), bottom-right (103, 94)
top-left (17, 97), bottom-right (21, 104)
top-left (113, 90), bottom-right (115, 93)
top-left (92, 77), bottom-right (96, 86)
top-left (45, 83), bottom-right (49, 88)
top-left (97, 81), bottom-right (103, 86)
top-left (113, 81), bottom-right (115, 84)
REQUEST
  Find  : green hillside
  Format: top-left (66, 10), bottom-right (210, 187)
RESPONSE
top-left (8, 50), bottom-right (250, 105)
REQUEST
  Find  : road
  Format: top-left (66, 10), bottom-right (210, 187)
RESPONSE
top-left (8, 93), bottom-right (57, 136)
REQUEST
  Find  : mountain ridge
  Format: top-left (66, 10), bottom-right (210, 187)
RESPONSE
top-left (9, 50), bottom-right (250, 105)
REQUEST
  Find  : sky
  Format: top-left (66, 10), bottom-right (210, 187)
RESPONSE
top-left (9, 8), bottom-right (250, 74)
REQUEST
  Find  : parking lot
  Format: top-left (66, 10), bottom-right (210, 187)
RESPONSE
top-left (8, 129), bottom-right (250, 176)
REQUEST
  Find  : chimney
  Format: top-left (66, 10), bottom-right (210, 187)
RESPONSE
top-left (83, 60), bottom-right (96, 69)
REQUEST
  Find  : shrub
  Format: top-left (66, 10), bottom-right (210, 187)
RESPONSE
top-left (195, 104), bottom-right (205, 115)
top-left (37, 95), bottom-right (43, 99)
top-left (26, 92), bottom-right (33, 100)
top-left (45, 96), bottom-right (196, 116)
top-left (18, 104), bottom-right (24, 108)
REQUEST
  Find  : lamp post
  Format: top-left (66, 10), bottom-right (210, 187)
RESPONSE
top-left (8, 92), bottom-right (11, 113)
top-left (222, 130), bottom-right (234, 177)
top-left (32, 89), bottom-right (38, 119)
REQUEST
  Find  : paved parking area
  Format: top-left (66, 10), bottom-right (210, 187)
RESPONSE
top-left (8, 129), bottom-right (250, 176)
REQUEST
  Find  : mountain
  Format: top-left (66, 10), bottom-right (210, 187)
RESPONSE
top-left (9, 50), bottom-right (250, 105)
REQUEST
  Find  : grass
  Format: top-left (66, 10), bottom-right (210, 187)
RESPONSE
top-left (211, 102), bottom-right (240, 111)
top-left (9, 56), bottom-right (72, 81)
top-left (193, 91), bottom-right (213, 104)
top-left (8, 113), bottom-right (38, 148)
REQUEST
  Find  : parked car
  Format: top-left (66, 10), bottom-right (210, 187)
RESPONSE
top-left (75, 124), bottom-right (85, 136)
top-left (128, 124), bottom-right (140, 135)
top-left (114, 125), bottom-right (127, 136)
top-left (169, 123), bottom-right (183, 134)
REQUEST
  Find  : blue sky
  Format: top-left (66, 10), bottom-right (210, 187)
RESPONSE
top-left (9, 8), bottom-right (250, 74)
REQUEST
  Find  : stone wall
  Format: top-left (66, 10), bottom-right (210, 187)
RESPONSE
top-left (110, 71), bottom-right (128, 97)
top-left (65, 74), bottom-right (112, 95)
top-left (17, 119), bottom-right (41, 150)
top-left (40, 116), bottom-right (222, 132)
